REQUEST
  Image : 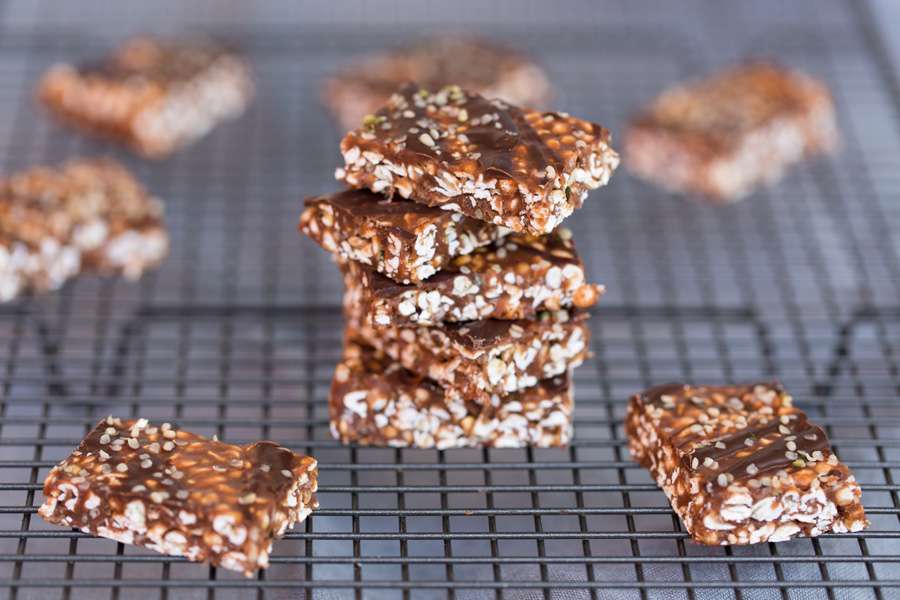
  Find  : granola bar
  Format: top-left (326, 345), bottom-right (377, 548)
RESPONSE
top-left (346, 288), bottom-right (589, 401)
top-left (331, 339), bottom-right (573, 448)
top-left (322, 36), bottom-right (552, 131)
top-left (624, 62), bottom-right (838, 202)
top-left (0, 159), bottom-right (168, 302)
top-left (300, 188), bottom-right (508, 284)
top-left (38, 37), bottom-right (253, 158)
top-left (38, 417), bottom-right (318, 576)
top-left (336, 84), bottom-right (619, 235)
top-left (340, 227), bottom-right (602, 326)
top-left (625, 382), bottom-right (868, 545)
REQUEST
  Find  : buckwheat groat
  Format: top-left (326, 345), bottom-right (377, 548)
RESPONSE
top-left (39, 37), bottom-right (253, 158)
top-left (300, 188), bottom-right (508, 284)
top-left (336, 84), bottom-right (619, 235)
top-left (624, 63), bottom-right (838, 202)
top-left (38, 417), bottom-right (318, 576)
top-left (346, 294), bottom-right (589, 401)
top-left (331, 339), bottom-right (573, 448)
top-left (0, 159), bottom-right (168, 302)
top-left (322, 36), bottom-right (552, 131)
top-left (341, 228), bottom-right (603, 326)
top-left (626, 382), bottom-right (868, 546)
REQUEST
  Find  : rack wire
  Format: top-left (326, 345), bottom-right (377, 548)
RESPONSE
top-left (0, 0), bottom-right (899, 597)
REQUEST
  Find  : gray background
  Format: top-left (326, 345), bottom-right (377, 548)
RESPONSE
top-left (0, 1), bottom-right (898, 598)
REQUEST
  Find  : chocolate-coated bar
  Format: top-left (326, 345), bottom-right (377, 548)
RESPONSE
top-left (322, 36), bottom-right (551, 131)
top-left (300, 188), bottom-right (507, 284)
top-left (340, 227), bottom-right (602, 326)
top-left (331, 339), bottom-right (573, 448)
top-left (39, 38), bottom-right (253, 158)
top-left (0, 159), bottom-right (168, 302)
top-left (336, 84), bottom-right (619, 235)
top-left (624, 63), bottom-right (837, 201)
top-left (346, 288), bottom-right (589, 402)
top-left (626, 382), bottom-right (867, 545)
top-left (39, 417), bottom-right (318, 576)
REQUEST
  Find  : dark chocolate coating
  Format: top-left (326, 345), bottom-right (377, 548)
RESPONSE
top-left (638, 382), bottom-right (830, 482)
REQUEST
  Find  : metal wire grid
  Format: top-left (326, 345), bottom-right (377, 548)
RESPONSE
top-left (0, 0), bottom-right (898, 598)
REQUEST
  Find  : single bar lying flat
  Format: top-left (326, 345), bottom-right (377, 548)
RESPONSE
top-left (331, 339), bottom-right (573, 448)
top-left (336, 84), bottom-right (619, 235)
top-left (624, 62), bottom-right (837, 201)
top-left (322, 35), bottom-right (551, 131)
top-left (39, 417), bottom-right (318, 576)
top-left (0, 159), bottom-right (168, 302)
top-left (300, 188), bottom-right (507, 284)
top-left (626, 382), bottom-right (867, 545)
top-left (39, 37), bottom-right (253, 158)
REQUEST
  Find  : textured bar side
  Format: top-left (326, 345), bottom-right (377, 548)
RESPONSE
top-left (336, 84), bottom-right (619, 235)
top-left (38, 417), bottom-right (318, 576)
top-left (331, 339), bottom-right (573, 448)
top-left (625, 382), bottom-right (867, 545)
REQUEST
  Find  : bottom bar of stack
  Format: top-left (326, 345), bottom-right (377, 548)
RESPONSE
top-left (330, 338), bottom-right (573, 449)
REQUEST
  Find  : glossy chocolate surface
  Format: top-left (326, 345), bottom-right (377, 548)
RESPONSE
top-left (638, 382), bottom-right (830, 481)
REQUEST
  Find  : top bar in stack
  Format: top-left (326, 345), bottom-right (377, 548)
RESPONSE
top-left (626, 382), bottom-right (868, 545)
top-left (322, 36), bottom-right (552, 131)
top-left (336, 84), bottom-right (620, 235)
top-left (39, 417), bottom-right (318, 576)
top-left (624, 62), bottom-right (837, 202)
top-left (39, 37), bottom-right (254, 158)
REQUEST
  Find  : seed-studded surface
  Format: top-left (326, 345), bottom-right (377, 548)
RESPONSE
top-left (331, 339), bottom-right (572, 449)
top-left (624, 62), bottom-right (838, 201)
top-left (0, 0), bottom-right (899, 597)
top-left (0, 159), bottom-right (168, 302)
top-left (626, 383), bottom-right (868, 545)
top-left (321, 35), bottom-right (553, 132)
top-left (39, 37), bottom-right (254, 158)
top-left (346, 298), bottom-right (590, 402)
top-left (300, 189), bottom-right (508, 284)
top-left (336, 84), bottom-right (620, 235)
top-left (341, 227), bottom-right (602, 326)
top-left (39, 417), bottom-right (318, 576)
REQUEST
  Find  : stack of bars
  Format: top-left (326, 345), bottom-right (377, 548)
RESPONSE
top-left (301, 84), bottom-right (619, 448)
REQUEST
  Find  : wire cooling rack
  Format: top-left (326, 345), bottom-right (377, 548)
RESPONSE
top-left (0, 0), bottom-right (899, 598)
